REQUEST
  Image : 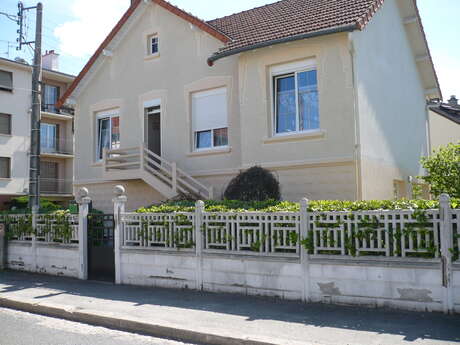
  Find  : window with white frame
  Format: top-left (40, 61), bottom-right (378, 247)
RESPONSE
top-left (96, 110), bottom-right (120, 161)
top-left (192, 87), bottom-right (228, 150)
top-left (272, 59), bottom-right (319, 135)
top-left (148, 35), bottom-right (159, 56)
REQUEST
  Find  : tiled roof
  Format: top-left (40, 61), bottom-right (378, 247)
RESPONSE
top-left (207, 0), bottom-right (384, 62)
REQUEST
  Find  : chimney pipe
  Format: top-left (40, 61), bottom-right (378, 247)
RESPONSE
top-left (448, 95), bottom-right (458, 107)
top-left (42, 50), bottom-right (59, 71)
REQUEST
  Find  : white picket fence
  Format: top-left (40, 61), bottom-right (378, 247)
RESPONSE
top-left (120, 206), bottom-right (458, 261)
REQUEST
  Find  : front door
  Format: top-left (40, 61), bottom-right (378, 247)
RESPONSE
top-left (87, 214), bottom-right (115, 282)
top-left (145, 105), bottom-right (161, 157)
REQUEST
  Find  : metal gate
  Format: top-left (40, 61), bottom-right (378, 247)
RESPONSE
top-left (88, 214), bottom-right (115, 282)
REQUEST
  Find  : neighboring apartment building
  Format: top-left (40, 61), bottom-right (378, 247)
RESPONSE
top-left (58, 0), bottom-right (441, 212)
top-left (0, 52), bottom-right (75, 208)
top-left (428, 95), bottom-right (460, 150)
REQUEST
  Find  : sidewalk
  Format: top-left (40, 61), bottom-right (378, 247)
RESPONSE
top-left (0, 271), bottom-right (458, 345)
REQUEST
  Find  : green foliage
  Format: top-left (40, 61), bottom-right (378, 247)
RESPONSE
top-left (5, 196), bottom-right (62, 213)
top-left (137, 198), bottom-right (459, 213)
top-left (223, 166), bottom-right (281, 201)
top-left (421, 142), bottom-right (460, 198)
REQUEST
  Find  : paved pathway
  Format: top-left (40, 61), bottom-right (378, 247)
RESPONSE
top-left (0, 271), bottom-right (459, 345)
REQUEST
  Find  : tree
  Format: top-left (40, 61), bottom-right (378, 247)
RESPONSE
top-left (420, 142), bottom-right (460, 198)
top-left (224, 166), bottom-right (281, 201)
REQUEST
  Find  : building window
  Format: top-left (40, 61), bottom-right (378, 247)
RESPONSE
top-left (41, 123), bottom-right (59, 153)
top-left (41, 84), bottom-right (60, 113)
top-left (149, 35), bottom-right (159, 56)
top-left (96, 111), bottom-right (120, 160)
top-left (0, 157), bottom-right (11, 178)
top-left (0, 70), bottom-right (13, 92)
top-left (192, 87), bottom-right (228, 150)
top-left (0, 113), bottom-right (11, 135)
top-left (272, 61), bottom-right (319, 135)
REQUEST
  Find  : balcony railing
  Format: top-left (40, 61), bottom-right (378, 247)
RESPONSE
top-left (41, 104), bottom-right (75, 116)
top-left (41, 137), bottom-right (74, 155)
top-left (40, 178), bottom-right (73, 195)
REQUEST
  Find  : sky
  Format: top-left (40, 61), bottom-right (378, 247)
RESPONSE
top-left (0, 0), bottom-right (458, 99)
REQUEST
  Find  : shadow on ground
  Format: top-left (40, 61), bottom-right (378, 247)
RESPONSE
top-left (1, 270), bottom-right (459, 343)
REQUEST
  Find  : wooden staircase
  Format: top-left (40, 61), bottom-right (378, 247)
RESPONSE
top-left (103, 143), bottom-right (213, 200)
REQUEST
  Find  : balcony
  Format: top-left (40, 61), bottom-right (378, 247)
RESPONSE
top-left (41, 137), bottom-right (74, 157)
top-left (40, 178), bottom-right (73, 196)
top-left (41, 104), bottom-right (75, 117)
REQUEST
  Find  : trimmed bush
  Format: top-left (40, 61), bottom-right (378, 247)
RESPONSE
top-left (136, 198), bottom-right (459, 213)
top-left (223, 166), bottom-right (281, 201)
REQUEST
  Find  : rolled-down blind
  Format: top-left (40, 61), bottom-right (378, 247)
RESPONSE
top-left (192, 87), bottom-right (228, 132)
top-left (0, 70), bottom-right (13, 90)
top-left (0, 114), bottom-right (11, 135)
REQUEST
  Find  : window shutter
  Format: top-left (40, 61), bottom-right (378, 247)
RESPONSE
top-left (0, 70), bottom-right (13, 90)
top-left (0, 114), bottom-right (11, 135)
top-left (0, 157), bottom-right (10, 178)
top-left (192, 87), bottom-right (228, 132)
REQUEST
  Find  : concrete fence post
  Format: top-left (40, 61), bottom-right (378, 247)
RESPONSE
top-left (439, 193), bottom-right (454, 314)
top-left (300, 198), bottom-right (310, 303)
top-left (0, 223), bottom-right (5, 270)
top-left (77, 187), bottom-right (91, 280)
top-left (113, 185), bottom-right (127, 285)
top-left (195, 200), bottom-right (204, 290)
top-left (31, 205), bottom-right (39, 272)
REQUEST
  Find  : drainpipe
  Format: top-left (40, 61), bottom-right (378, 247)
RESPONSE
top-left (348, 32), bottom-right (363, 201)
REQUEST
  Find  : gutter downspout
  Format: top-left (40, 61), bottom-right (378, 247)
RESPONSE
top-left (208, 24), bottom-right (358, 66)
top-left (348, 32), bottom-right (363, 201)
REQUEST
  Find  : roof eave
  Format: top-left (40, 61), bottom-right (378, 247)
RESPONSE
top-left (207, 23), bottom-right (359, 66)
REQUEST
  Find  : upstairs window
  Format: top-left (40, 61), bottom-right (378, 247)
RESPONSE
top-left (96, 111), bottom-right (120, 161)
top-left (148, 35), bottom-right (159, 56)
top-left (272, 60), bottom-right (319, 135)
top-left (192, 87), bottom-right (228, 150)
top-left (0, 70), bottom-right (13, 92)
top-left (42, 84), bottom-right (60, 113)
top-left (0, 113), bottom-right (11, 135)
top-left (41, 123), bottom-right (59, 153)
top-left (0, 157), bottom-right (11, 178)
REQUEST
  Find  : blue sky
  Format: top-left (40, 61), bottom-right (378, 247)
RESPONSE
top-left (0, 0), bottom-right (458, 99)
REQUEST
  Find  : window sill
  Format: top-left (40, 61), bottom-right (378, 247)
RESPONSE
top-left (91, 162), bottom-right (104, 167)
top-left (263, 130), bottom-right (326, 144)
top-left (187, 146), bottom-right (232, 157)
top-left (144, 53), bottom-right (160, 61)
top-left (0, 178), bottom-right (12, 181)
top-left (0, 133), bottom-right (12, 138)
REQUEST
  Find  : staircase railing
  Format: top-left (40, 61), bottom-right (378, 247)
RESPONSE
top-left (104, 144), bottom-right (213, 200)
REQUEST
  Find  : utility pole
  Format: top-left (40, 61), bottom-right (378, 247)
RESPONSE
top-left (16, 2), bottom-right (43, 212)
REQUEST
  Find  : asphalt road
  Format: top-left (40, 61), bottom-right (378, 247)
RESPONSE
top-left (0, 307), bottom-right (196, 345)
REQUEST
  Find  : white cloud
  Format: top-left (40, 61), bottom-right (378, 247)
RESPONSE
top-left (54, 0), bottom-right (129, 58)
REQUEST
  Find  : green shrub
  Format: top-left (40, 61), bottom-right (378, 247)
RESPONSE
top-left (137, 198), bottom-right (459, 213)
top-left (223, 166), bottom-right (281, 201)
top-left (6, 196), bottom-right (62, 213)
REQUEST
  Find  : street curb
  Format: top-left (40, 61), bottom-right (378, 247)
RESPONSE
top-left (0, 296), bottom-right (276, 345)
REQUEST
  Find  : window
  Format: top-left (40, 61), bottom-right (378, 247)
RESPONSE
top-left (0, 113), bottom-right (11, 135)
top-left (41, 123), bottom-right (59, 153)
top-left (149, 35), bottom-right (159, 56)
top-left (192, 87), bottom-right (228, 150)
top-left (273, 61), bottom-right (319, 135)
top-left (0, 70), bottom-right (13, 92)
top-left (96, 111), bottom-right (120, 160)
top-left (41, 84), bottom-right (60, 113)
top-left (0, 157), bottom-right (10, 178)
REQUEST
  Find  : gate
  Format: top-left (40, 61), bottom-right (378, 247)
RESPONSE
top-left (88, 214), bottom-right (115, 282)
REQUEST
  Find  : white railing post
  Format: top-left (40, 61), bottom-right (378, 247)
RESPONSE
top-left (113, 185), bottom-right (127, 285)
top-left (439, 193), bottom-right (454, 314)
top-left (208, 186), bottom-right (214, 200)
top-left (77, 187), bottom-right (91, 280)
top-left (171, 162), bottom-right (177, 194)
top-left (140, 143), bottom-right (145, 171)
top-left (300, 198), bottom-right (310, 303)
top-left (195, 200), bottom-right (204, 290)
top-left (103, 148), bottom-right (108, 171)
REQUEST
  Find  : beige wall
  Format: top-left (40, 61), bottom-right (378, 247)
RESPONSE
top-left (351, 0), bottom-right (430, 200)
top-left (429, 111), bottom-right (460, 151)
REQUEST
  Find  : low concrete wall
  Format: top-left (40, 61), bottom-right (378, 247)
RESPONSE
top-left (7, 242), bottom-right (80, 278)
top-left (120, 250), bottom-right (458, 313)
top-left (454, 265), bottom-right (460, 313)
top-left (0, 224), bottom-right (5, 270)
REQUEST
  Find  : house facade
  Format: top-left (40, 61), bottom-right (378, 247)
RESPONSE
top-left (0, 53), bottom-right (75, 208)
top-left (428, 96), bottom-right (460, 150)
top-left (60, 0), bottom-right (441, 212)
